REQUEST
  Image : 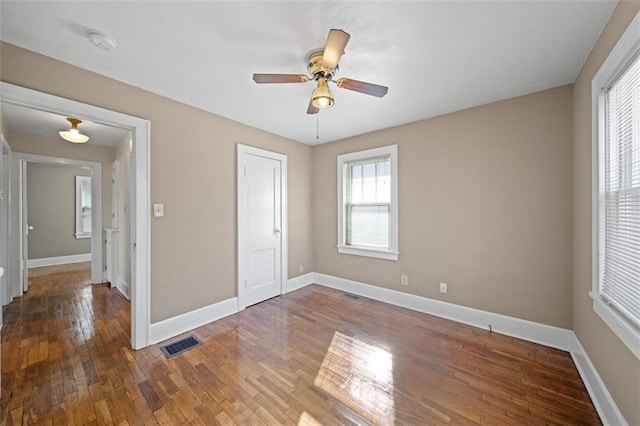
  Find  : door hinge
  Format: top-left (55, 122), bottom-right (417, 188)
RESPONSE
top-left (244, 280), bottom-right (247, 289)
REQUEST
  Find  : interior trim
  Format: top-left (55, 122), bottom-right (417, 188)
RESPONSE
top-left (27, 254), bottom-right (91, 268)
top-left (313, 272), bottom-right (573, 350)
top-left (147, 270), bottom-right (625, 424)
top-left (148, 297), bottom-right (238, 345)
top-left (571, 334), bottom-right (628, 425)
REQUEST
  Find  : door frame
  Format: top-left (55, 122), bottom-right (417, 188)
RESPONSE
top-left (0, 135), bottom-right (11, 308)
top-left (14, 153), bottom-right (103, 285)
top-left (0, 82), bottom-right (151, 350)
top-left (237, 144), bottom-right (288, 310)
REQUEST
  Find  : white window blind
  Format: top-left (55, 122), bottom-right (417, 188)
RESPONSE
top-left (345, 156), bottom-right (391, 249)
top-left (601, 51), bottom-right (640, 328)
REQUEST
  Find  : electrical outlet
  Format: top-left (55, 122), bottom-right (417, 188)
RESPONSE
top-left (299, 265), bottom-right (304, 273)
top-left (439, 282), bottom-right (448, 293)
top-left (401, 275), bottom-right (409, 286)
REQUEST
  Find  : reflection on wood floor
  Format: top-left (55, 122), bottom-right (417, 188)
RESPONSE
top-left (1, 265), bottom-right (601, 425)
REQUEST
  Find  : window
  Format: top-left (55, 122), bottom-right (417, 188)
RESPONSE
top-left (592, 12), bottom-right (640, 359)
top-left (337, 145), bottom-right (398, 260)
top-left (75, 175), bottom-right (92, 239)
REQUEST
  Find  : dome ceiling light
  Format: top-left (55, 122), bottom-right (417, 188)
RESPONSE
top-left (59, 117), bottom-right (90, 143)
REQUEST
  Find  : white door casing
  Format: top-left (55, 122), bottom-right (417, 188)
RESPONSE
top-left (0, 136), bottom-right (10, 312)
top-left (237, 144), bottom-right (287, 310)
top-left (16, 154), bottom-right (102, 285)
top-left (0, 82), bottom-right (150, 350)
top-left (20, 159), bottom-right (28, 293)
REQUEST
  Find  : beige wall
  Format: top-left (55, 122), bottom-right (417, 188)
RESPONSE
top-left (314, 85), bottom-right (574, 329)
top-left (572, 2), bottom-right (640, 425)
top-left (0, 42), bottom-right (314, 322)
top-left (115, 133), bottom-right (131, 287)
top-left (27, 163), bottom-right (91, 259)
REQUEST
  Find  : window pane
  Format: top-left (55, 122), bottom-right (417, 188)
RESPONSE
top-left (345, 155), bottom-right (392, 250)
top-left (346, 204), bottom-right (389, 249)
top-left (601, 51), bottom-right (640, 325)
top-left (350, 164), bottom-right (362, 203)
top-left (362, 163), bottom-right (376, 201)
top-left (376, 160), bottom-right (390, 203)
top-left (82, 212), bottom-right (92, 233)
top-left (82, 180), bottom-right (92, 208)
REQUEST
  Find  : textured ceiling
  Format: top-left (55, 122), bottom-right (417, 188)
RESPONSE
top-left (0, 1), bottom-right (616, 145)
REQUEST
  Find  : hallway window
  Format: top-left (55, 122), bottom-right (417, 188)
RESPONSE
top-left (75, 175), bottom-right (91, 239)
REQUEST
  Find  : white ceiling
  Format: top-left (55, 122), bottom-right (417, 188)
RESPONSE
top-left (2, 102), bottom-right (130, 148)
top-left (0, 1), bottom-right (616, 145)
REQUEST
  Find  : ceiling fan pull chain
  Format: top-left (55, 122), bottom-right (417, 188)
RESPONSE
top-left (316, 114), bottom-right (320, 140)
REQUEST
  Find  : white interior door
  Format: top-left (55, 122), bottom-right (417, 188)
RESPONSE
top-left (238, 144), bottom-right (287, 309)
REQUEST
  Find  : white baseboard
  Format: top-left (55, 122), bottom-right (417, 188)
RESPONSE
top-left (311, 272), bottom-right (625, 424)
top-left (140, 271), bottom-right (625, 424)
top-left (148, 297), bottom-right (238, 345)
top-left (116, 277), bottom-right (130, 300)
top-left (286, 272), bottom-right (315, 293)
top-left (570, 334), bottom-right (628, 426)
top-left (28, 253), bottom-right (91, 268)
top-left (148, 274), bottom-right (311, 347)
top-left (313, 273), bottom-right (573, 351)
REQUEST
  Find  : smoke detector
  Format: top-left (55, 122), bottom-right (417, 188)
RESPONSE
top-left (87, 30), bottom-right (117, 51)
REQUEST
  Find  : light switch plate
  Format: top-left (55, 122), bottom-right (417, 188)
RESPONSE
top-left (153, 203), bottom-right (164, 218)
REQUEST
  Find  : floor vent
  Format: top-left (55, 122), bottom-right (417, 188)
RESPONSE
top-left (343, 293), bottom-right (361, 300)
top-left (160, 335), bottom-right (201, 358)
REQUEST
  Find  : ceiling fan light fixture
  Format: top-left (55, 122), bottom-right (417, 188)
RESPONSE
top-left (59, 118), bottom-right (90, 143)
top-left (311, 78), bottom-right (334, 109)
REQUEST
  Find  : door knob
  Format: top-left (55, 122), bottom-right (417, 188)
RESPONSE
top-left (27, 225), bottom-right (34, 230)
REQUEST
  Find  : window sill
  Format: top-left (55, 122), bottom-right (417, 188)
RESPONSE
top-left (591, 292), bottom-right (640, 360)
top-left (337, 245), bottom-right (398, 261)
top-left (75, 234), bottom-right (91, 240)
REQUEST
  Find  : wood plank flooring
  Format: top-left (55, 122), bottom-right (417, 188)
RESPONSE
top-left (1, 265), bottom-right (601, 425)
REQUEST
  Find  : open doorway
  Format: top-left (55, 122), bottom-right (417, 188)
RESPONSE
top-left (0, 82), bottom-right (150, 350)
top-left (15, 153), bottom-right (104, 291)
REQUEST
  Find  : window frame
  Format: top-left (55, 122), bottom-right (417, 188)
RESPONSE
top-left (75, 175), bottom-right (92, 239)
top-left (591, 11), bottom-right (640, 360)
top-left (337, 144), bottom-right (398, 261)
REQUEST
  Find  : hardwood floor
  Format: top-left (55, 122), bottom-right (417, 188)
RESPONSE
top-left (1, 266), bottom-right (601, 425)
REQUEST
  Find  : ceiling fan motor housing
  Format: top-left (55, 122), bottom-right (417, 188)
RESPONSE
top-left (307, 50), bottom-right (336, 81)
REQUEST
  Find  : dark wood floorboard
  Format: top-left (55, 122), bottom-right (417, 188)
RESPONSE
top-left (1, 265), bottom-right (601, 425)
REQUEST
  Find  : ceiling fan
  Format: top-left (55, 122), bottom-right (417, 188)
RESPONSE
top-left (252, 29), bottom-right (388, 115)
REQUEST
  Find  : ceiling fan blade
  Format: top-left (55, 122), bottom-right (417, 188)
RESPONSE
top-left (336, 78), bottom-right (389, 98)
top-left (253, 74), bottom-right (309, 84)
top-left (307, 95), bottom-right (319, 115)
top-left (322, 29), bottom-right (350, 69)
